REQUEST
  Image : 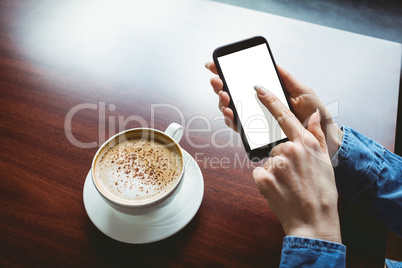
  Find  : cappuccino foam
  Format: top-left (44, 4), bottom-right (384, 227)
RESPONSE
top-left (95, 137), bottom-right (182, 203)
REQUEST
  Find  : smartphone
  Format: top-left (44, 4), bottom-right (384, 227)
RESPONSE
top-left (213, 36), bottom-right (293, 161)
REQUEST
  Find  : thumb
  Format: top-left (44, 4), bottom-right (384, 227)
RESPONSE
top-left (307, 108), bottom-right (327, 153)
top-left (277, 65), bottom-right (314, 96)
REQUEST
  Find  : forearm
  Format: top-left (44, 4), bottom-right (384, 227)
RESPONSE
top-left (332, 126), bottom-right (402, 236)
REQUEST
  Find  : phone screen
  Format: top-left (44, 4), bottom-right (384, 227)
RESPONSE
top-left (216, 43), bottom-right (289, 150)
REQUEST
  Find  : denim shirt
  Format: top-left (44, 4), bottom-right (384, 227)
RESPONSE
top-left (279, 126), bottom-right (402, 267)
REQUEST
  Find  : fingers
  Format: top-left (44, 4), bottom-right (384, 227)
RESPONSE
top-left (205, 62), bottom-right (218, 75)
top-left (222, 107), bottom-right (238, 132)
top-left (270, 142), bottom-right (286, 157)
top-left (276, 65), bottom-right (313, 97)
top-left (206, 62), bottom-right (238, 132)
top-left (207, 62), bottom-right (222, 95)
top-left (306, 109), bottom-right (327, 153)
top-left (262, 155), bottom-right (285, 172)
top-left (253, 159), bottom-right (286, 198)
top-left (216, 90), bottom-right (238, 132)
top-left (254, 85), bottom-right (304, 141)
top-left (210, 77), bottom-right (223, 95)
top-left (218, 91), bottom-right (230, 109)
top-left (253, 167), bottom-right (274, 198)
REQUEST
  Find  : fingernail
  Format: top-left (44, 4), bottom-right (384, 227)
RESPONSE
top-left (205, 62), bottom-right (211, 70)
top-left (220, 106), bottom-right (225, 113)
top-left (218, 90), bottom-right (223, 97)
top-left (254, 85), bottom-right (268, 96)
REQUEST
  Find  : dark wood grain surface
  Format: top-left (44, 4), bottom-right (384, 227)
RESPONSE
top-left (0, 0), bottom-right (391, 267)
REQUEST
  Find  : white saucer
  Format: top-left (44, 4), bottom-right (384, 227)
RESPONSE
top-left (83, 149), bottom-right (204, 244)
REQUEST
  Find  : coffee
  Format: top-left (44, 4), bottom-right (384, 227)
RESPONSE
top-left (94, 134), bottom-right (182, 204)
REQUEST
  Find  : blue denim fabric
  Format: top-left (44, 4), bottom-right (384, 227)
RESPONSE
top-left (280, 236), bottom-right (346, 267)
top-left (279, 126), bottom-right (402, 267)
top-left (386, 259), bottom-right (402, 268)
top-left (333, 126), bottom-right (402, 236)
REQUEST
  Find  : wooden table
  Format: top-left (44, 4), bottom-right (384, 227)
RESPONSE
top-left (1, 0), bottom-right (400, 267)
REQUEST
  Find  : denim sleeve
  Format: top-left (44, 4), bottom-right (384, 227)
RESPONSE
top-left (332, 126), bottom-right (402, 236)
top-left (280, 236), bottom-right (346, 267)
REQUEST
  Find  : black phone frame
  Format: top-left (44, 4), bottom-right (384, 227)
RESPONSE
top-left (213, 36), bottom-right (293, 162)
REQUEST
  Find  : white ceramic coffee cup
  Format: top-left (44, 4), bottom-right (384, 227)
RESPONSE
top-left (91, 123), bottom-right (184, 215)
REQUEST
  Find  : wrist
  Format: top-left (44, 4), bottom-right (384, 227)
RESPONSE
top-left (283, 206), bottom-right (343, 244)
top-left (286, 223), bottom-right (342, 244)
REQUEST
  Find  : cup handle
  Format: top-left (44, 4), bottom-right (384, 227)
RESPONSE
top-left (164, 123), bottom-right (184, 143)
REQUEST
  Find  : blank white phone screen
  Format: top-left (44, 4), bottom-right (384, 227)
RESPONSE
top-left (218, 43), bottom-right (289, 150)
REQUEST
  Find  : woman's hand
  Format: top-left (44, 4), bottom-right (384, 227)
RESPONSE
top-left (205, 62), bottom-right (343, 159)
top-left (252, 85), bottom-right (342, 243)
